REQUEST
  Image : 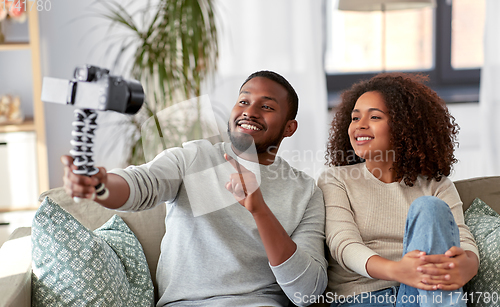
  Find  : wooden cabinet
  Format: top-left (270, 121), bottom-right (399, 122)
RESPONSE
top-left (0, 8), bottom-right (48, 211)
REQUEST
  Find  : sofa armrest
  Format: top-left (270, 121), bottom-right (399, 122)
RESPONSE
top-left (0, 227), bottom-right (32, 307)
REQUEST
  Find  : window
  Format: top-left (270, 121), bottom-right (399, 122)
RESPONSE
top-left (325, 3), bottom-right (433, 73)
top-left (325, 0), bottom-right (485, 107)
top-left (451, 0), bottom-right (485, 69)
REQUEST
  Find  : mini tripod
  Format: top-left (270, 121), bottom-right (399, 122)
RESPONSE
top-left (40, 64), bottom-right (144, 203)
top-left (70, 108), bottom-right (109, 202)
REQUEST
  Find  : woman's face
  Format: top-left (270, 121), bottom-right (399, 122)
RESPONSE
top-left (348, 91), bottom-right (393, 162)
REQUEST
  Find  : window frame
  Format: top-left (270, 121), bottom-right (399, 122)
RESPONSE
top-left (326, 0), bottom-right (481, 108)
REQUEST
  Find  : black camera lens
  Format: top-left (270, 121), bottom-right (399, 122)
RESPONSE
top-left (125, 80), bottom-right (145, 114)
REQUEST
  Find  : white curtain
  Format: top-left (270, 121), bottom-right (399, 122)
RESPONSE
top-left (207, 0), bottom-right (329, 179)
top-left (480, 0), bottom-right (500, 176)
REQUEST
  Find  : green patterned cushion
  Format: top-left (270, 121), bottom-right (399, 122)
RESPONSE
top-left (464, 198), bottom-right (500, 307)
top-left (32, 197), bottom-right (154, 306)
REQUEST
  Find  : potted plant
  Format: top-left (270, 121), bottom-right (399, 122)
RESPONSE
top-left (96, 0), bottom-right (219, 165)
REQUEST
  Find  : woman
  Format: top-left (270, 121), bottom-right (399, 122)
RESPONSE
top-left (318, 73), bottom-right (478, 307)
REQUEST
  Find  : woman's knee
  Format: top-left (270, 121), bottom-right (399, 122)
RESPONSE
top-left (408, 196), bottom-right (450, 220)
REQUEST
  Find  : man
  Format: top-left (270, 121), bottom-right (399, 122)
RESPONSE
top-left (62, 71), bottom-right (328, 306)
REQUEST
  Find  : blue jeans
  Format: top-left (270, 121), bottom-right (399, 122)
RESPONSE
top-left (330, 287), bottom-right (398, 307)
top-left (331, 196), bottom-right (466, 307)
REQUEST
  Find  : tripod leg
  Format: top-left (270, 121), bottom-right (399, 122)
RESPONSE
top-left (84, 110), bottom-right (109, 200)
top-left (70, 109), bottom-right (109, 203)
top-left (70, 109), bottom-right (89, 203)
top-left (69, 109), bottom-right (88, 175)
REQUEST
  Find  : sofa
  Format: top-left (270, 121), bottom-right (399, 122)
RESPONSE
top-left (0, 176), bottom-right (499, 307)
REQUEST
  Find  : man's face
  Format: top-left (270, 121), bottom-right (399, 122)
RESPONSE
top-left (228, 77), bottom-right (294, 154)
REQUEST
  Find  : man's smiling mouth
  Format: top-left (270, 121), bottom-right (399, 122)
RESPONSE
top-left (240, 123), bottom-right (261, 131)
top-left (236, 119), bottom-right (264, 131)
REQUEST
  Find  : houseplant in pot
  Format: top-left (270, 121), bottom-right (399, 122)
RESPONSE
top-left (97, 0), bottom-right (219, 165)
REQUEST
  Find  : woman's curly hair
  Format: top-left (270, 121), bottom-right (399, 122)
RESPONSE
top-left (326, 73), bottom-right (459, 186)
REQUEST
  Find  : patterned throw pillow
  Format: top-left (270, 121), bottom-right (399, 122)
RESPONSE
top-left (464, 198), bottom-right (500, 307)
top-left (32, 197), bottom-right (154, 307)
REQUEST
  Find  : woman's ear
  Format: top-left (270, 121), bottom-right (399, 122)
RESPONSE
top-left (283, 119), bottom-right (298, 138)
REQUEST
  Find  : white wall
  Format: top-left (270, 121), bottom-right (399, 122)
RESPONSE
top-left (447, 103), bottom-right (485, 181)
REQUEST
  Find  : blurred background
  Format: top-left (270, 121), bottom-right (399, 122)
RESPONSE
top-left (0, 0), bottom-right (498, 242)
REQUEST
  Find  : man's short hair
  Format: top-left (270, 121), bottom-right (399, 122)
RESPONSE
top-left (240, 71), bottom-right (299, 120)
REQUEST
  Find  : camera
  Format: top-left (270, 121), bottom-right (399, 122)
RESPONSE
top-left (41, 65), bottom-right (144, 114)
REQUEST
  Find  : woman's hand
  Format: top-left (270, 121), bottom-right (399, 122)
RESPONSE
top-left (416, 247), bottom-right (479, 290)
top-left (391, 251), bottom-right (446, 291)
top-left (367, 252), bottom-right (438, 291)
top-left (367, 250), bottom-right (465, 291)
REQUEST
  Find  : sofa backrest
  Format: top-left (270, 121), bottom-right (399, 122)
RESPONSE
top-left (38, 188), bottom-right (166, 299)
top-left (454, 176), bottom-right (500, 214)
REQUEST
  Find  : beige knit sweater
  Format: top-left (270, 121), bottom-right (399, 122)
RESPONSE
top-left (317, 162), bottom-right (479, 297)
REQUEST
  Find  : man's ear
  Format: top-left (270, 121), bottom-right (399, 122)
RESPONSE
top-left (283, 119), bottom-right (298, 138)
